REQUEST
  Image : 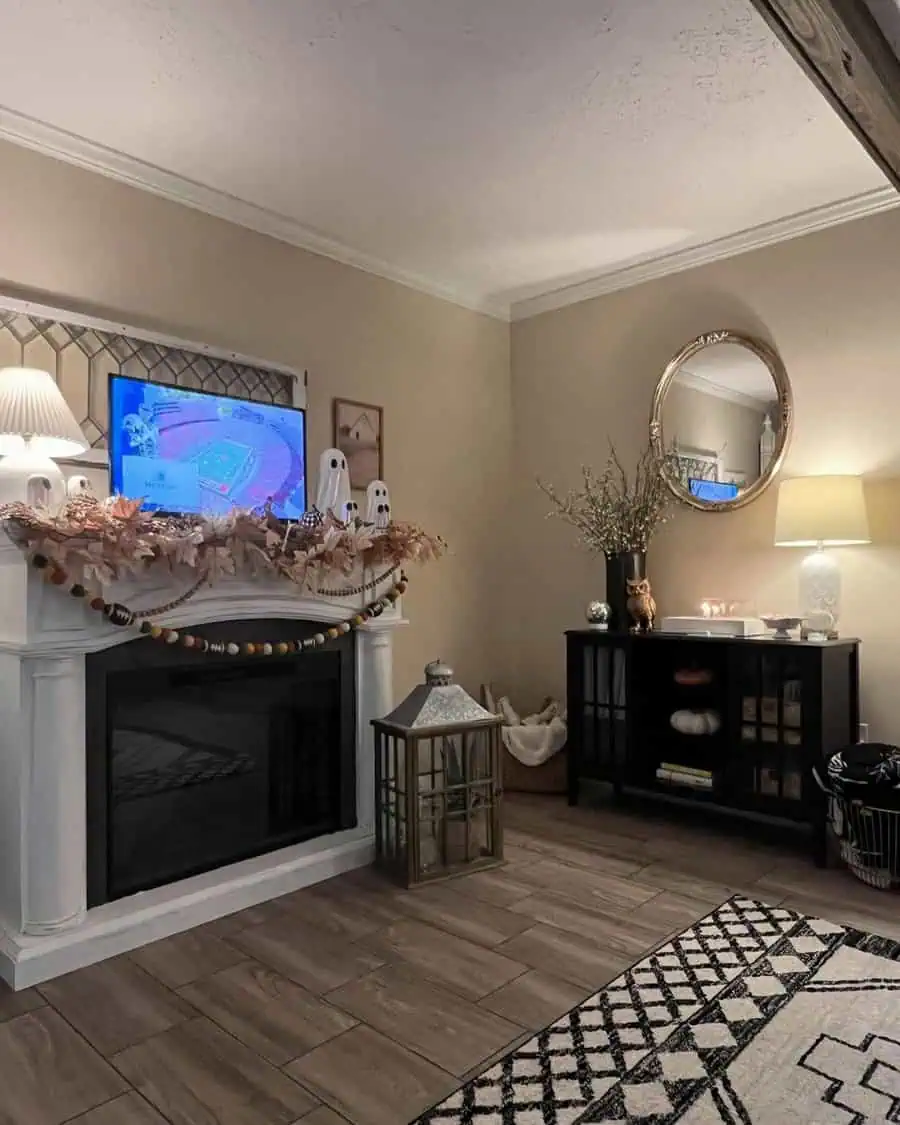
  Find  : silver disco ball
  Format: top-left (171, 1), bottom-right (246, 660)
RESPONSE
top-left (585, 600), bottom-right (611, 630)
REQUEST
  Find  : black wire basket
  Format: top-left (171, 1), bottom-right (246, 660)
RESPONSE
top-left (814, 749), bottom-right (900, 891)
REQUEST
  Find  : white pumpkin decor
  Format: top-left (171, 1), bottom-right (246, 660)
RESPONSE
top-left (670, 709), bottom-right (721, 736)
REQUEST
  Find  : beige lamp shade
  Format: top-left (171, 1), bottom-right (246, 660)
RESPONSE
top-left (774, 475), bottom-right (870, 547)
top-left (0, 367), bottom-right (87, 457)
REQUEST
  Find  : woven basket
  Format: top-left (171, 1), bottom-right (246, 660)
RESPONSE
top-left (481, 684), bottom-right (568, 795)
top-left (502, 747), bottom-right (568, 794)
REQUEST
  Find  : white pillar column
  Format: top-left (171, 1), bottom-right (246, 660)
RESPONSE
top-left (23, 655), bottom-right (86, 934)
top-left (356, 625), bottom-right (394, 836)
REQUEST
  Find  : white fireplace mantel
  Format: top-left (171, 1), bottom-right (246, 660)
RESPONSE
top-left (0, 539), bottom-right (405, 988)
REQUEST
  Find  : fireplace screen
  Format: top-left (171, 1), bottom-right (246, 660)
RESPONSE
top-left (86, 619), bottom-right (356, 905)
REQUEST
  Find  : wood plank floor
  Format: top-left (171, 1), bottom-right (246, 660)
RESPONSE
top-left (4, 791), bottom-right (899, 1125)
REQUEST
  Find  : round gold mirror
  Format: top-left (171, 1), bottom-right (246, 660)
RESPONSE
top-left (650, 330), bottom-right (792, 511)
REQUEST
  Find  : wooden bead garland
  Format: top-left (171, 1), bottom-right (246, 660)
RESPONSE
top-left (131, 573), bottom-right (209, 619)
top-left (315, 566), bottom-right (398, 599)
top-left (29, 551), bottom-right (408, 657)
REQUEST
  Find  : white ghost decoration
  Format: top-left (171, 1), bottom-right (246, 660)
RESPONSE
top-left (365, 480), bottom-right (391, 531)
top-left (66, 475), bottom-right (94, 498)
top-left (314, 447), bottom-right (351, 519)
top-left (340, 497), bottom-right (360, 524)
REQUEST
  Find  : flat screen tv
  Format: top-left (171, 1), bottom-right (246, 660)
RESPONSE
top-left (108, 374), bottom-right (307, 519)
top-left (689, 478), bottom-right (739, 503)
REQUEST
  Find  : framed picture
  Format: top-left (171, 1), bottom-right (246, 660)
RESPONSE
top-left (332, 398), bottom-right (383, 490)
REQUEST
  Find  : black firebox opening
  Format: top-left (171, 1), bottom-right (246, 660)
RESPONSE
top-left (86, 618), bottom-right (357, 907)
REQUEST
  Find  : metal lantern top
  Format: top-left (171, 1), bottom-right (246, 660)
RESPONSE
top-left (375, 659), bottom-right (499, 733)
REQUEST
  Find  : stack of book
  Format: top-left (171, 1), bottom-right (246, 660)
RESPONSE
top-left (655, 762), bottom-right (714, 791)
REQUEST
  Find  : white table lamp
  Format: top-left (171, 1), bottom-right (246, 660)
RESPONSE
top-left (774, 475), bottom-right (870, 636)
top-left (0, 367), bottom-right (88, 509)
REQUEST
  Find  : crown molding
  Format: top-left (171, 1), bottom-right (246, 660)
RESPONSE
top-left (1, 105), bottom-right (895, 327)
top-left (676, 367), bottom-right (774, 412)
top-left (510, 185), bottom-right (900, 321)
top-left (0, 107), bottom-right (510, 322)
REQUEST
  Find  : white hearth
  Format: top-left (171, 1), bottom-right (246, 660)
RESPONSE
top-left (0, 539), bottom-right (403, 988)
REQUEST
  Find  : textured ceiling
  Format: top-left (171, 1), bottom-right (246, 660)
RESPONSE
top-left (0, 0), bottom-right (890, 316)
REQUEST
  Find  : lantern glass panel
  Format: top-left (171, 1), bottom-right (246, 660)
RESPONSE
top-left (409, 729), bottom-right (497, 877)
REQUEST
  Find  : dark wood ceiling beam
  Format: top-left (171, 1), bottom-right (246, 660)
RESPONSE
top-left (748, 0), bottom-right (900, 190)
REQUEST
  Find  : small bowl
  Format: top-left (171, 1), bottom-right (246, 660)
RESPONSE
top-left (760, 615), bottom-right (802, 640)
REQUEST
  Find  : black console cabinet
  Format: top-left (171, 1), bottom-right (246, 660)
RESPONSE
top-left (566, 630), bottom-right (860, 864)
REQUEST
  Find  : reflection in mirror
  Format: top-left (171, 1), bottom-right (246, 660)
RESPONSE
top-left (651, 332), bottom-right (791, 511)
top-left (665, 342), bottom-right (779, 501)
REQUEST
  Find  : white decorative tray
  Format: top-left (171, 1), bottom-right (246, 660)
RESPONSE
top-left (659, 616), bottom-right (766, 637)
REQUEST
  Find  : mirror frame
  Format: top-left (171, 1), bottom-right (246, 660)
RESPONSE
top-left (649, 329), bottom-right (793, 512)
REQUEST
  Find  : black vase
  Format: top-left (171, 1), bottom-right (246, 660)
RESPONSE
top-left (605, 550), bottom-right (646, 632)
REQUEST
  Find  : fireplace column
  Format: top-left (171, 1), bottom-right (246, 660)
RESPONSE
top-left (23, 655), bottom-right (86, 934)
top-left (357, 624), bottom-right (395, 837)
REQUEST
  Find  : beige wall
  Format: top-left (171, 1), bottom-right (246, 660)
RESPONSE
top-left (511, 207), bottom-right (900, 741)
top-left (6, 134), bottom-right (900, 737)
top-left (0, 139), bottom-right (511, 700)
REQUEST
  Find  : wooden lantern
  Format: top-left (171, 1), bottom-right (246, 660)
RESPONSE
top-left (372, 659), bottom-right (504, 887)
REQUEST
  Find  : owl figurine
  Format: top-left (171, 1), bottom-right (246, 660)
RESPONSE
top-left (626, 577), bottom-right (656, 634)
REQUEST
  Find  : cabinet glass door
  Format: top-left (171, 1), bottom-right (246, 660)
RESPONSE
top-left (579, 643), bottom-right (627, 781)
top-left (733, 647), bottom-right (808, 818)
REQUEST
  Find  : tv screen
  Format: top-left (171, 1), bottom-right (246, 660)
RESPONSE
top-left (689, 478), bottom-right (739, 503)
top-left (108, 374), bottom-right (307, 519)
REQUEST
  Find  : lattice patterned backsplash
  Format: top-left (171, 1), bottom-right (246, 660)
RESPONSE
top-left (0, 307), bottom-right (295, 456)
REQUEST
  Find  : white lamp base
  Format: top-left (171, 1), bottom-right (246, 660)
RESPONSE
top-left (0, 446), bottom-right (66, 510)
top-left (798, 546), bottom-right (841, 636)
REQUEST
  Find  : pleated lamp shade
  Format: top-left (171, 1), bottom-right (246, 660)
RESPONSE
top-left (0, 367), bottom-right (88, 457)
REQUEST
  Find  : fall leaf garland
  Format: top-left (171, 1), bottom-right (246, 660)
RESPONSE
top-left (0, 495), bottom-right (446, 592)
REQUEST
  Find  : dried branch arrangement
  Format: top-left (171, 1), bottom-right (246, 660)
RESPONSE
top-left (538, 442), bottom-right (676, 556)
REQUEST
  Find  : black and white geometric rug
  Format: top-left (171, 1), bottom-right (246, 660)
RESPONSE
top-left (412, 895), bottom-right (900, 1123)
